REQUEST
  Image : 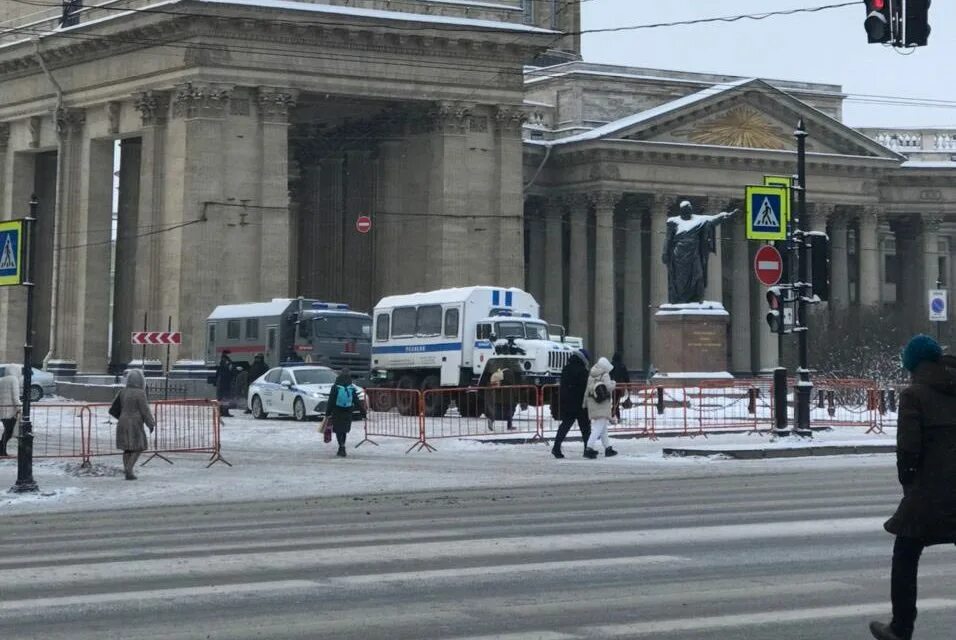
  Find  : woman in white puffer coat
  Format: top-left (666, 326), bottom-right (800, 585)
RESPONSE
top-left (582, 357), bottom-right (618, 459)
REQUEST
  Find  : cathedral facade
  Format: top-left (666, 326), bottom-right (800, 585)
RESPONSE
top-left (0, 0), bottom-right (952, 375)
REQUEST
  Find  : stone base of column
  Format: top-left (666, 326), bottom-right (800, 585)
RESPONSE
top-left (652, 303), bottom-right (731, 379)
top-left (127, 359), bottom-right (164, 377)
top-left (46, 359), bottom-right (77, 378)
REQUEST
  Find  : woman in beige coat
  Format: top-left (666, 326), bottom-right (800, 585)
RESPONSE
top-left (0, 370), bottom-right (21, 457)
top-left (115, 369), bottom-right (156, 480)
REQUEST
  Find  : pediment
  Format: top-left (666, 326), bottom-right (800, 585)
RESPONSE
top-left (583, 79), bottom-right (901, 160)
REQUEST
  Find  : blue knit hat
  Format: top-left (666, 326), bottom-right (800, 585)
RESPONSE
top-left (901, 334), bottom-right (942, 372)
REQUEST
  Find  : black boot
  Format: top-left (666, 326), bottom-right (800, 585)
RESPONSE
top-left (605, 447), bottom-right (618, 457)
top-left (869, 621), bottom-right (910, 640)
top-left (336, 446), bottom-right (347, 458)
top-left (583, 448), bottom-right (598, 459)
top-left (551, 447), bottom-right (564, 459)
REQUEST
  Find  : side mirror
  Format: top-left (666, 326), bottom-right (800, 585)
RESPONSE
top-left (280, 380), bottom-right (292, 388)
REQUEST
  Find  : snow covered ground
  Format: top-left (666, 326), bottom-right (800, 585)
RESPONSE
top-left (0, 408), bottom-right (900, 515)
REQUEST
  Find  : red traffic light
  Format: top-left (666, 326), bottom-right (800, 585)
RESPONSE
top-left (864, 0), bottom-right (893, 43)
top-left (873, 0), bottom-right (884, 8)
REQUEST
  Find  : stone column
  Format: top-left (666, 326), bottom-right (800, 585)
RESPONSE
top-left (858, 206), bottom-right (882, 307)
top-left (729, 212), bottom-right (752, 374)
top-left (257, 87), bottom-right (296, 299)
top-left (0, 122), bottom-right (17, 363)
top-left (829, 212), bottom-right (850, 311)
top-left (0, 123), bottom-right (8, 212)
top-left (649, 193), bottom-right (674, 366)
top-left (132, 90), bottom-right (170, 332)
top-left (591, 190), bottom-right (622, 359)
top-left (494, 106), bottom-right (527, 287)
top-left (524, 200), bottom-right (546, 303)
top-left (542, 196), bottom-right (565, 327)
top-left (111, 138), bottom-right (142, 370)
top-left (921, 215), bottom-right (941, 292)
top-left (567, 192), bottom-right (590, 346)
top-left (704, 198), bottom-right (724, 303)
top-left (48, 108), bottom-right (87, 375)
top-left (622, 201), bottom-right (644, 369)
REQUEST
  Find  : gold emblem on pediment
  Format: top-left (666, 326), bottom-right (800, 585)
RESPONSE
top-left (688, 107), bottom-right (788, 150)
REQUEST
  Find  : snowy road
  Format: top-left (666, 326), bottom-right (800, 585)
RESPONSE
top-left (2, 467), bottom-right (954, 639)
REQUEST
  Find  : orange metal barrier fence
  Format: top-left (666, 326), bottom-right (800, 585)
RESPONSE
top-left (2, 400), bottom-right (225, 466)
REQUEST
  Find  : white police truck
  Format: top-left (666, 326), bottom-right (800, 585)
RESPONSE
top-left (370, 286), bottom-right (576, 416)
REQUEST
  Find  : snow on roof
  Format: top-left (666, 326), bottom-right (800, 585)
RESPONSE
top-left (197, 0), bottom-right (556, 32)
top-left (376, 286), bottom-right (532, 308)
top-left (901, 160), bottom-right (956, 169)
top-left (208, 299), bottom-right (297, 320)
top-left (542, 78), bottom-right (756, 147)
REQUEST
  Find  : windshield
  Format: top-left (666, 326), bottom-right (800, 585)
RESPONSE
top-left (292, 369), bottom-right (338, 385)
top-left (524, 323), bottom-right (549, 340)
top-left (312, 315), bottom-right (371, 340)
top-left (495, 322), bottom-right (525, 339)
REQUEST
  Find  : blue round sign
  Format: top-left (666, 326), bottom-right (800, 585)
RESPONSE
top-left (932, 297), bottom-right (946, 314)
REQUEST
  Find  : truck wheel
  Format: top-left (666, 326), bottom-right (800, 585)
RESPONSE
top-left (368, 389), bottom-right (395, 413)
top-left (456, 390), bottom-right (481, 417)
top-left (396, 375), bottom-right (419, 416)
top-left (421, 375), bottom-right (449, 417)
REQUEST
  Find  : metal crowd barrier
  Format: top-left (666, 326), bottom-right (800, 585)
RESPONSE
top-left (1, 400), bottom-right (225, 467)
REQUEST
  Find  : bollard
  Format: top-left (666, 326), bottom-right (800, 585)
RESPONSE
top-left (773, 367), bottom-right (789, 436)
top-left (816, 389), bottom-right (825, 409)
top-left (878, 389), bottom-right (887, 415)
top-left (889, 389), bottom-right (897, 413)
top-left (826, 389), bottom-right (836, 418)
top-left (747, 387), bottom-right (757, 415)
top-left (656, 386), bottom-right (665, 415)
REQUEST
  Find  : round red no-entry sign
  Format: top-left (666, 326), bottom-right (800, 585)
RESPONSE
top-left (356, 216), bottom-right (372, 234)
top-left (754, 245), bottom-right (783, 286)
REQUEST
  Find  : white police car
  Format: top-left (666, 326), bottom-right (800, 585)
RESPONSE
top-left (247, 365), bottom-right (365, 421)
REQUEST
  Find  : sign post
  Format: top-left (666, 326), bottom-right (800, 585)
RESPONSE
top-left (9, 197), bottom-right (39, 493)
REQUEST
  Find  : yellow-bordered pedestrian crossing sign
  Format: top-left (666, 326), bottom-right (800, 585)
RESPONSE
top-left (0, 220), bottom-right (23, 286)
top-left (746, 185), bottom-right (788, 241)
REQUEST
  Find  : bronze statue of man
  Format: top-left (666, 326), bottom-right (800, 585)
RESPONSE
top-left (662, 201), bottom-right (739, 304)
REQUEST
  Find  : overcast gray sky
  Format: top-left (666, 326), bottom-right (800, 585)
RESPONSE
top-left (581, 0), bottom-right (954, 128)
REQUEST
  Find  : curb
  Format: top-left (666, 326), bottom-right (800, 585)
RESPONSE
top-left (662, 444), bottom-right (896, 460)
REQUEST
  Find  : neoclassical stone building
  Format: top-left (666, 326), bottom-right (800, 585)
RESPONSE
top-left (0, 0), bottom-right (953, 376)
top-left (521, 62), bottom-right (956, 374)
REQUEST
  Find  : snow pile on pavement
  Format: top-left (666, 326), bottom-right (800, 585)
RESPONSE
top-left (0, 412), bottom-right (897, 515)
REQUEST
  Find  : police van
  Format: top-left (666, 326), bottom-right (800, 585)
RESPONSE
top-left (371, 286), bottom-right (575, 415)
top-left (205, 298), bottom-right (372, 379)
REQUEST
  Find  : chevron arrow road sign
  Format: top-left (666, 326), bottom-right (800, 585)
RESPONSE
top-left (131, 331), bottom-right (182, 345)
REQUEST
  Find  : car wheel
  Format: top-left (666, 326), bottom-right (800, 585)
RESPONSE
top-left (293, 397), bottom-right (307, 422)
top-left (251, 395), bottom-right (267, 420)
top-left (30, 385), bottom-right (42, 402)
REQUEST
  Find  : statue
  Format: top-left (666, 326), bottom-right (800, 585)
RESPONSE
top-left (662, 201), bottom-right (739, 304)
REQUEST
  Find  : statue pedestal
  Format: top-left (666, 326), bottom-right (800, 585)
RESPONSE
top-left (653, 302), bottom-right (730, 380)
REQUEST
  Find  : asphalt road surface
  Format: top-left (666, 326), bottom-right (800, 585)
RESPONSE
top-left (2, 465), bottom-right (955, 639)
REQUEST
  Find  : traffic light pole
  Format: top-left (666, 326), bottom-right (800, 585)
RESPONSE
top-left (794, 121), bottom-right (813, 438)
top-left (11, 195), bottom-right (39, 494)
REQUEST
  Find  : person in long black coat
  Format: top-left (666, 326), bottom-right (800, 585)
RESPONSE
top-left (870, 335), bottom-right (956, 640)
top-left (551, 350), bottom-right (592, 459)
top-left (213, 352), bottom-right (234, 416)
top-left (325, 369), bottom-right (363, 458)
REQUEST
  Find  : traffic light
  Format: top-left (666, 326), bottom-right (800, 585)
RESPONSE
top-left (809, 233), bottom-right (830, 302)
top-left (904, 0), bottom-right (930, 46)
top-left (766, 287), bottom-right (785, 335)
top-left (864, 0), bottom-right (892, 43)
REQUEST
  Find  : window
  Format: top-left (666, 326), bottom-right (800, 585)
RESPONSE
top-left (525, 323), bottom-right (548, 340)
top-left (392, 307), bottom-right (417, 337)
top-left (417, 305), bottom-right (442, 336)
top-left (313, 315), bottom-right (371, 340)
top-left (476, 323), bottom-right (492, 340)
top-left (246, 319), bottom-right (258, 340)
top-left (292, 368), bottom-right (337, 385)
top-left (208, 324), bottom-right (215, 346)
top-left (298, 319), bottom-right (312, 339)
top-left (443, 308), bottom-right (460, 338)
top-left (264, 369), bottom-right (281, 384)
top-left (227, 320), bottom-right (240, 340)
top-left (375, 314), bottom-right (390, 341)
top-left (885, 254), bottom-right (898, 285)
top-left (267, 328), bottom-right (276, 352)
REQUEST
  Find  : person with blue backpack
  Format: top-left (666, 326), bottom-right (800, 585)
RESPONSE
top-left (324, 368), bottom-right (363, 457)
